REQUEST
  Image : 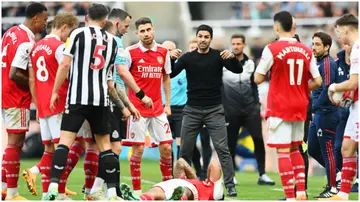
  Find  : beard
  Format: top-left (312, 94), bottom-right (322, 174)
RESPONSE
top-left (142, 37), bottom-right (153, 45)
top-left (116, 31), bottom-right (123, 38)
top-left (198, 42), bottom-right (209, 50)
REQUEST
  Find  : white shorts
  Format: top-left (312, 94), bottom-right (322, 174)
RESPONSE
top-left (344, 101), bottom-right (358, 143)
top-left (153, 179), bottom-right (199, 200)
top-left (39, 113), bottom-right (62, 144)
top-left (40, 113), bottom-right (83, 144)
top-left (2, 108), bottom-right (30, 133)
top-left (266, 117), bottom-right (304, 148)
top-left (122, 113), bottom-right (172, 146)
top-left (79, 120), bottom-right (92, 142)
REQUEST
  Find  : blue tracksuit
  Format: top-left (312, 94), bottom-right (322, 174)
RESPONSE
top-left (308, 55), bottom-right (340, 188)
top-left (334, 50), bottom-right (351, 172)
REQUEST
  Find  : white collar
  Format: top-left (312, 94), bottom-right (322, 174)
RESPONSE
top-left (89, 25), bottom-right (102, 29)
top-left (138, 41), bottom-right (158, 52)
top-left (19, 24), bottom-right (35, 40)
top-left (278, 37), bottom-right (297, 42)
top-left (45, 34), bottom-right (61, 41)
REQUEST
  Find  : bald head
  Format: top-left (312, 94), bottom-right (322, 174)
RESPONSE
top-left (162, 40), bottom-right (176, 51)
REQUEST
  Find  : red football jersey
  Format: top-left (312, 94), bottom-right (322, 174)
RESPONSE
top-left (125, 42), bottom-right (171, 117)
top-left (30, 35), bottom-right (68, 118)
top-left (185, 179), bottom-right (214, 200)
top-left (1, 24), bottom-right (35, 109)
top-left (256, 38), bottom-right (320, 121)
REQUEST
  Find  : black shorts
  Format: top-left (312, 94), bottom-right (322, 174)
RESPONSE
top-left (167, 106), bottom-right (184, 139)
top-left (61, 104), bottom-right (111, 135)
top-left (109, 107), bottom-right (127, 142)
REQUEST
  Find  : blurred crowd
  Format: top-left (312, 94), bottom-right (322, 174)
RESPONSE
top-left (231, 2), bottom-right (358, 19)
top-left (2, 2), bottom-right (92, 17)
top-left (1, 2), bottom-right (353, 67)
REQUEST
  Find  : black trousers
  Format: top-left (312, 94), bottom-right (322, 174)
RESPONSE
top-left (226, 107), bottom-right (266, 176)
top-left (192, 127), bottom-right (212, 180)
top-left (180, 104), bottom-right (235, 188)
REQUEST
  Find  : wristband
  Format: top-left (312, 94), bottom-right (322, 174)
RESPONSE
top-left (136, 89), bottom-right (145, 100)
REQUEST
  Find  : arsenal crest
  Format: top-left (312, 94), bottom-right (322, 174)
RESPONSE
top-left (157, 56), bottom-right (163, 64)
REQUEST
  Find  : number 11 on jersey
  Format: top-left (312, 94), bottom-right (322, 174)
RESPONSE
top-left (287, 58), bottom-right (304, 85)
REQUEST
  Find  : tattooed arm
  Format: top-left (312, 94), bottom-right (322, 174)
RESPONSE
top-left (109, 86), bottom-right (125, 110)
top-left (173, 158), bottom-right (197, 179)
top-left (108, 80), bottom-right (131, 119)
top-left (114, 82), bottom-right (130, 108)
top-left (114, 82), bottom-right (141, 120)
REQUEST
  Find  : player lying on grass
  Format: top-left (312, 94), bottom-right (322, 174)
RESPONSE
top-left (120, 158), bottom-right (224, 200)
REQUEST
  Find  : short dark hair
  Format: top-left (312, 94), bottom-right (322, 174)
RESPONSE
top-left (87, 4), bottom-right (109, 21)
top-left (103, 20), bottom-right (114, 32)
top-left (313, 32), bottom-right (332, 50)
top-left (335, 13), bottom-right (358, 29)
top-left (196, 24), bottom-right (213, 38)
top-left (231, 34), bottom-right (246, 43)
top-left (108, 9), bottom-right (131, 21)
top-left (135, 17), bottom-right (152, 29)
top-left (25, 2), bottom-right (47, 19)
top-left (273, 11), bottom-right (293, 32)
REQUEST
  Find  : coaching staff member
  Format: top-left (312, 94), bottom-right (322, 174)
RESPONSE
top-left (170, 24), bottom-right (243, 196)
top-left (223, 34), bottom-right (275, 186)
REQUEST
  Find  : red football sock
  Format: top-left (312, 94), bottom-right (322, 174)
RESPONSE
top-left (340, 156), bottom-right (357, 194)
top-left (139, 193), bottom-right (154, 200)
top-left (40, 152), bottom-right (53, 193)
top-left (58, 169), bottom-right (68, 194)
top-left (277, 151), bottom-right (295, 199)
top-left (130, 155), bottom-right (141, 191)
top-left (66, 142), bottom-right (85, 174)
top-left (3, 144), bottom-right (21, 188)
top-left (84, 148), bottom-right (99, 191)
top-left (2, 153), bottom-right (7, 186)
top-left (160, 157), bottom-right (173, 181)
top-left (36, 151), bottom-right (54, 174)
top-left (290, 149), bottom-right (306, 192)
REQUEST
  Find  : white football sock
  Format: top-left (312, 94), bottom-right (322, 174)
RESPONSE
top-left (29, 166), bottom-right (40, 175)
top-left (337, 191), bottom-right (349, 200)
top-left (107, 187), bottom-right (117, 198)
top-left (1, 182), bottom-right (7, 190)
top-left (90, 177), bottom-right (104, 194)
top-left (7, 188), bottom-right (18, 198)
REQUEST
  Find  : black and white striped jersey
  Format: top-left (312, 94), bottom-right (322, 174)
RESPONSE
top-left (63, 25), bottom-right (117, 106)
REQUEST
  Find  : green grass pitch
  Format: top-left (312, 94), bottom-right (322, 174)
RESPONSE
top-left (16, 159), bottom-right (359, 200)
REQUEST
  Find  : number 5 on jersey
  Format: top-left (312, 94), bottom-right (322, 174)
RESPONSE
top-left (287, 59), bottom-right (304, 85)
top-left (91, 45), bottom-right (106, 70)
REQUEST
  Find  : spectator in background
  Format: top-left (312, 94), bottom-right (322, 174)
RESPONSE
top-left (318, 2), bottom-right (334, 17)
top-left (280, 2), bottom-right (306, 18)
top-left (57, 2), bottom-right (77, 15)
top-left (76, 2), bottom-right (92, 15)
top-left (249, 37), bottom-right (264, 66)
